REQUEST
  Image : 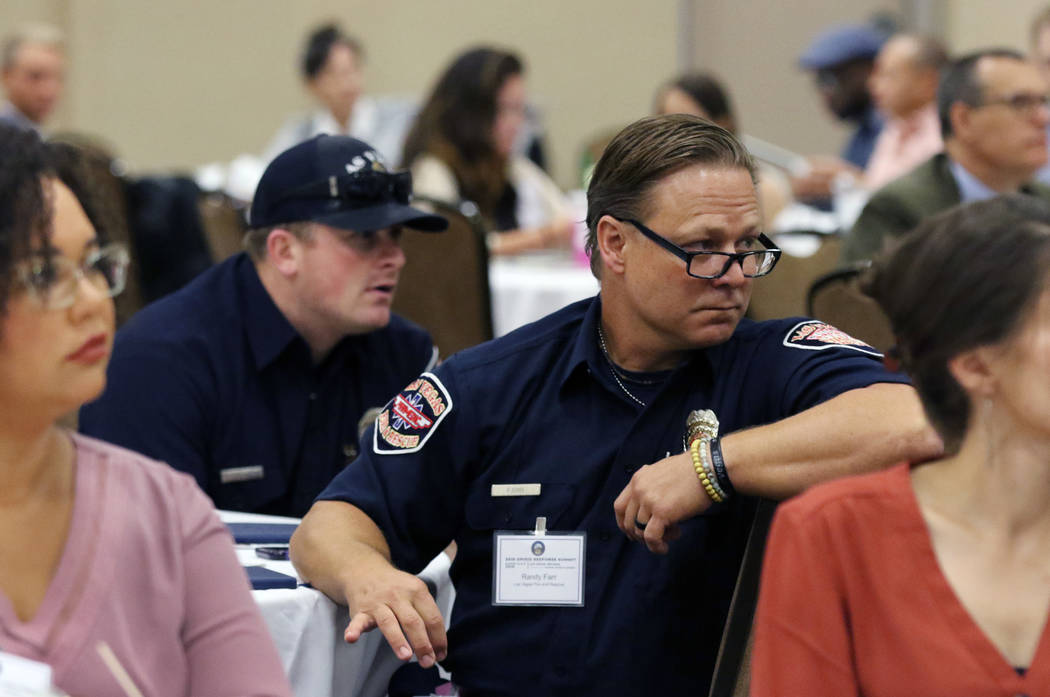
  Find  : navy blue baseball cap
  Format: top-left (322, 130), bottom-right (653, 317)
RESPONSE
top-left (799, 24), bottom-right (885, 70)
top-left (249, 134), bottom-right (447, 232)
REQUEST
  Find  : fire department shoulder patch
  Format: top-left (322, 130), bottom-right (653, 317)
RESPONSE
top-left (782, 320), bottom-right (881, 357)
top-left (373, 372), bottom-right (453, 455)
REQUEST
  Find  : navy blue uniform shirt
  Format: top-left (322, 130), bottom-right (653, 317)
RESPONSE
top-left (79, 253), bottom-right (435, 516)
top-left (320, 296), bottom-right (907, 696)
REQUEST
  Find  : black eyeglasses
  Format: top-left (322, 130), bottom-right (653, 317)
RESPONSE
top-left (975, 91), bottom-right (1050, 116)
top-left (274, 169), bottom-right (413, 208)
top-left (617, 217), bottom-right (781, 279)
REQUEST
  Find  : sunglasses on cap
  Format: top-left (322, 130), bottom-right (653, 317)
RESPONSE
top-left (272, 169), bottom-right (413, 208)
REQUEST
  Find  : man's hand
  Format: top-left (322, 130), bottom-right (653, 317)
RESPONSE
top-left (290, 500), bottom-right (449, 668)
top-left (343, 559), bottom-right (447, 668)
top-left (790, 156), bottom-right (862, 201)
top-left (613, 451), bottom-right (712, 554)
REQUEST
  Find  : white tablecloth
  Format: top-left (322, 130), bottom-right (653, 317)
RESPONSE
top-left (220, 511), bottom-right (455, 697)
top-left (488, 256), bottom-right (599, 336)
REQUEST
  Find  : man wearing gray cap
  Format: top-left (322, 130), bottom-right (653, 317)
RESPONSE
top-left (80, 135), bottom-right (447, 516)
top-left (794, 24), bottom-right (886, 201)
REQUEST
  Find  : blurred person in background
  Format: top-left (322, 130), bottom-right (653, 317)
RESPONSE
top-left (265, 22), bottom-right (411, 166)
top-left (794, 24), bottom-right (885, 202)
top-left (845, 49), bottom-right (1050, 262)
top-left (1027, 5), bottom-right (1050, 185)
top-left (0, 124), bottom-right (292, 697)
top-left (0, 23), bottom-right (65, 133)
top-left (402, 46), bottom-right (573, 256)
top-left (864, 33), bottom-right (948, 190)
top-left (654, 71), bottom-right (793, 227)
top-left (753, 194), bottom-right (1050, 696)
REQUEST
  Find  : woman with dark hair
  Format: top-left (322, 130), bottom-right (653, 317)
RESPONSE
top-left (751, 194), bottom-right (1050, 696)
top-left (402, 46), bottom-right (572, 256)
top-left (0, 125), bottom-right (292, 696)
top-left (654, 71), bottom-right (791, 227)
top-left (264, 23), bottom-right (406, 166)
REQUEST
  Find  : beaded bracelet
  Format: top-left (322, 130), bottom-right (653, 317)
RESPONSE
top-left (708, 438), bottom-right (735, 498)
top-left (690, 438), bottom-right (724, 504)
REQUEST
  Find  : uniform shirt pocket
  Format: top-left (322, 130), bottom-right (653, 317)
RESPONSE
top-left (464, 483), bottom-right (576, 531)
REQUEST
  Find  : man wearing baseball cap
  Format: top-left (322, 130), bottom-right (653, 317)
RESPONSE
top-left (793, 23), bottom-right (886, 201)
top-left (80, 134), bottom-right (447, 516)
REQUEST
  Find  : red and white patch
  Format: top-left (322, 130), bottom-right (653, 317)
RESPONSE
top-left (782, 320), bottom-right (881, 357)
top-left (373, 372), bottom-right (453, 455)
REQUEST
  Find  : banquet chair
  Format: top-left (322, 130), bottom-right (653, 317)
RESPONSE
top-left (806, 264), bottom-right (895, 354)
top-left (707, 499), bottom-right (777, 697)
top-left (199, 192), bottom-right (248, 262)
top-left (392, 196), bottom-right (494, 357)
top-left (747, 233), bottom-right (841, 321)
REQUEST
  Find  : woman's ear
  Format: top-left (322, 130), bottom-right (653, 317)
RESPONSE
top-left (947, 346), bottom-right (998, 398)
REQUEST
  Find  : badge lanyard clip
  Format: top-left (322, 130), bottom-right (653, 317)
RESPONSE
top-left (533, 516), bottom-right (547, 536)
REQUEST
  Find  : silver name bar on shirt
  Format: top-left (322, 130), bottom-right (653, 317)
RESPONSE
top-left (491, 483), bottom-right (542, 497)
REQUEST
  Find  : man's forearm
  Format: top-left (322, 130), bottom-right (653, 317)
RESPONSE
top-left (290, 500), bottom-right (394, 605)
top-left (722, 383), bottom-right (942, 500)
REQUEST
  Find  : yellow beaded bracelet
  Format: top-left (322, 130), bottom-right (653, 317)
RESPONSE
top-left (690, 438), bottom-right (724, 503)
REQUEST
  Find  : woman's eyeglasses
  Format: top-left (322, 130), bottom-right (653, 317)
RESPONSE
top-left (17, 243), bottom-right (130, 310)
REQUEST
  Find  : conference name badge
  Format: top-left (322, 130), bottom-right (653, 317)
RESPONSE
top-left (492, 517), bottom-right (585, 607)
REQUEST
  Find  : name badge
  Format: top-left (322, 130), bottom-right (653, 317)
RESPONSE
top-left (490, 483), bottom-right (541, 497)
top-left (0, 651), bottom-right (65, 696)
top-left (492, 519), bottom-right (585, 606)
top-left (220, 465), bottom-right (264, 484)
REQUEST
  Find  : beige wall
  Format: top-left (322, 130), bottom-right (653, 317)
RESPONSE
top-left (6, 0), bottom-right (1048, 191)
top-left (689, 0), bottom-right (903, 157)
top-left (945, 0), bottom-right (1046, 53)
top-left (20, 0), bottom-right (678, 189)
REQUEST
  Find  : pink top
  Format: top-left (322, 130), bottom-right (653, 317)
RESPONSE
top-left (752, 463), bottom-right (1050, 697)
top-left (863, 105), bottom-right (943, 190)
top-left (0, 433), bottom-right (292, 697)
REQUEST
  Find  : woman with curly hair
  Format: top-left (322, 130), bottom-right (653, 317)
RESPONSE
top-left (0, 125), bottom-right (291, 696)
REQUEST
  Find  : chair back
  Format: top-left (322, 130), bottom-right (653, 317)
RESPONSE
top-left (707, 500), bottom-right (776, 697)
top-left (747, 233), bottom-right (841, 321)
top-left (806, 264), bottom-right (895, 353)
top-left (392, 197), bottom-right (493, 357)
top-left (199, 192), bottom-right (248, 262)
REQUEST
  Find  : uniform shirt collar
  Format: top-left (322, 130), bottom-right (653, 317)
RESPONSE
top-left (558, 295), bottom-right (715, 393)
top-left (236, 255), bottom-right (303, 370)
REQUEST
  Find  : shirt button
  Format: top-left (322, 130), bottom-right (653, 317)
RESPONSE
top-left (308, 392), bottom-right (318, 401)
top-left (503, 513), bottom-right (512, 524)
top-left (599, 531), bottom-right (611, 541)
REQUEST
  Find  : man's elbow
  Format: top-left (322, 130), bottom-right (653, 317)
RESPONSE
top-left (862, 382), bottom-right (943, 466)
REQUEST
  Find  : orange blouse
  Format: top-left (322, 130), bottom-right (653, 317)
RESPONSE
top-left (752, 463), bottom-right (1050, 697)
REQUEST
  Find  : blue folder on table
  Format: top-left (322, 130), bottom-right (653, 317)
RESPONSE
top-left (225, 522), bottom-right (298, 545)
top-left (245, 565), bottom-right (298, 590)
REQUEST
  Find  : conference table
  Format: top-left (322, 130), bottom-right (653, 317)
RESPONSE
top-left (221, 511), bottom-right (455, 697)
top-left (488, 253), bottom-right (600, 336)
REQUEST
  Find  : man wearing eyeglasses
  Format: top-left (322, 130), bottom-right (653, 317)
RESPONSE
top-left (845, 49), bottom-right (1050, 262)
top-left (79, 135), bottom-right (447, 516)
top-left (291, 114), bottom-right (939, 696)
